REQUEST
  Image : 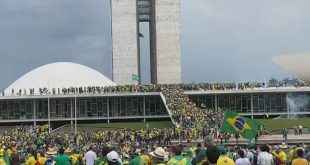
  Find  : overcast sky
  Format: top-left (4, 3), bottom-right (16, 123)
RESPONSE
top-left (1, 0), bottom-right (310, 90)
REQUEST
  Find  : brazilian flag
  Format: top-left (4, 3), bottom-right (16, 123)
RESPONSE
top-left (220, 111), bottom-right (259, 139)
top-left (132, 74), bottom-right (140, 82)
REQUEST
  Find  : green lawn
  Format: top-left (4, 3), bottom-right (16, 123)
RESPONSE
top-left (80, 121), bottom-right (174, 129)
top-left (79, 118), bottom-right (310, 132)
top-left (257, 118), bottom-right (310, 131)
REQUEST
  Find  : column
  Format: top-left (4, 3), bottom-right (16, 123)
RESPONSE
top-left (214, 95), bottom-right (218, 111)
top-left (74, 94), bottom-right (77, 134)
top-left (143, 96), bottom-right (146, 122)
top-left (107, 98), bottom-right (110, 123)
top-left (70, 98), bottom-right (73, 125)
top-left (33, 99), bottom-right (36, 126)
top-left (286, 94), bottom-right (290, 119)
top-left (48, 97), bottom-right (51, 133)
top-left (251, 94), bottom-right (254, 119)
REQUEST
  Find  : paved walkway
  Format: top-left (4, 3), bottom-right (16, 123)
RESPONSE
top-left (182, 134), bottom-right (310, 145)
top-left (51, 125), bottom-right (310, 145)
top-left (248, 134), bottom-right (310, 144)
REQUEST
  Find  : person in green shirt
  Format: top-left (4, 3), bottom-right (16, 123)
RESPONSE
top-left (282, 127), bottom-right (288, 142)
top-left (167, 145), bottom-right (192, 165)
top-left (122, 154), bottom-right (130, 165)
top-left (0, 148), bottom-right (8, 165)
top-left (197, 135), bottom-right (214, 165)
top-left (2, 151), bottom-right (11, 165)
top-left (53, 148), bottom-right (71, 165)
top-left (129, 149), bottom-right (146, 165)
top-left (96, 146), bottom-right (111, 165)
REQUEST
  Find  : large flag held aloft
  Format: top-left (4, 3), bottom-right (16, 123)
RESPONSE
top-left (220, 111), bottom-right (259, 139)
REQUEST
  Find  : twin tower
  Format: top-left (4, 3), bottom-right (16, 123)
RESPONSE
top-left (111, 0), bottom-right (182, 85)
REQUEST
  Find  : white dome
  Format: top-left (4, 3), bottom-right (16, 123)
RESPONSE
top-left (6, 62), bottom-right (116, 92)
top-left (272, 53), bottom-right (310, 82)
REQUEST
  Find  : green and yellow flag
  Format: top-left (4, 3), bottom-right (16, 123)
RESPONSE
top-left (200, 103), bottom-right (206, 108)
top-left (132, 74), bottom-right (139, 82)
top-left (220, 111), bottom-right (259, 139)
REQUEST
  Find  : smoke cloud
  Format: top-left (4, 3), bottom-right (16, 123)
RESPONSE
top-left (286, 93), bottom-right (310, 118)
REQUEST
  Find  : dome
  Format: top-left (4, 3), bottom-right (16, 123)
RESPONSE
top-left (6, 62), bottom-right (116, 93)
top-left (272, 53), bottom-right (310, 82)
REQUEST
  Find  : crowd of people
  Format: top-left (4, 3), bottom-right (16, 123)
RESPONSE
top-left (158, 84), bottom-right (226, 130)
top-left (293, 125), bottom-right (304, 136)
top-left (2, 78), bottom-right (310, 97)
top-left (0, 124), bottom-right (310, 165)
top-left (161, 84), bottom-right (207, 129)
top-left (1, 79), bottom-right (309, 164)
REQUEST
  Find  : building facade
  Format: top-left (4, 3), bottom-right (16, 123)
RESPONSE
top-left (1, 88), bottom-right (310, 125)
top-left (0, 93), bottom-right (168, 124)
top-left (111, 0), bottom-right (182, 85)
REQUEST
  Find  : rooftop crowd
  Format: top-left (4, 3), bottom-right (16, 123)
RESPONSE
top-left (0, 124), bottom-right (309, 165)
top-left (2, 78), bottom-right (310, 97)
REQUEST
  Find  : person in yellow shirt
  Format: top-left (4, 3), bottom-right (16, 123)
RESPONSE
top-left (288, 146), bottom-right (296, 165)
top-left (292, 148), bottom-right (308, 165)
top-left (140, 149), bottom-right (151, 165)
top-left (70, 153), bottom-right (80, 165)
top-left (26, 151), bottom-right (40, 165)
top-left (217, 156), bottom-right (235, 165)
top-left (0, 149), bottom-right (7, 165)
top-left (6, 149), bottom-right (11, 157)
top-left (216, 145), bottom-right (235, 165)
top-left (272, 144), bottom-right (287, 165)
top-left (38, 152), bottom-right (47, 165)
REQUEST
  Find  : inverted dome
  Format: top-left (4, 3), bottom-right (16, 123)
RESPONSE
top-left (272, 53), bottom-right (310, 82)
top-left (6, 62), bottom-right (116, 92)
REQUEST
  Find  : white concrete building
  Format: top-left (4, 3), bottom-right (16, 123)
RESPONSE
top-left (111, 0), bottom-right (182, 85)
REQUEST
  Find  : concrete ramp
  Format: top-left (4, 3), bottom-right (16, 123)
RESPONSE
top-left (159, 92), bottom-right (178, 127)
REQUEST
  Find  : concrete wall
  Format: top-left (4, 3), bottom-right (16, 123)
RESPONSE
top-left (153, 0), bottom-right (182, 84)
top-left (150, 0), bottom-right (157, 83)
top-left (111, 0), bottom-right (139, 85)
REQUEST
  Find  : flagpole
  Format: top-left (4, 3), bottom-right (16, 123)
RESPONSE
top-left (48, 94), bottom-right (50, 133)
top-left (48, 83), bottom-right (51, 134)
top-left (74, 87), bottom-right (77, 134)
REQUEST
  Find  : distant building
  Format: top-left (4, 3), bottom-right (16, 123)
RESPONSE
top-left (111, 0), bottom-right (182, 85)
top-left (6, 62), bottom-right (116, 92)
top-left (1, 62), bottom-right (310, 125)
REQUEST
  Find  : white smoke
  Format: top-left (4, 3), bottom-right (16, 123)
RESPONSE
top-left (286, 93), bottom-right (309, 118)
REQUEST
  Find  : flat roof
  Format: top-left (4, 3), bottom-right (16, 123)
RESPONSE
top-left (0, 92), bottom-right (161, 100)
top-left (0, 115), bottom-right (170, 123)
top-left (185, 87), bottom-right (310, 95)
top-left (1, 87), bottom-right (310, 100)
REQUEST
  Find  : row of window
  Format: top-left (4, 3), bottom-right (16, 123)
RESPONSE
top-left (0, 96), bottom-right (167, 120)
top-left (0, 93), bottom-right (309, 120)
top-left (190, 93), bottom-right (310, 113)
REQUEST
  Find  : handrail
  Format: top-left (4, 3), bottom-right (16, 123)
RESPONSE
top-left (159, 92), bottom-right (179, 127)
